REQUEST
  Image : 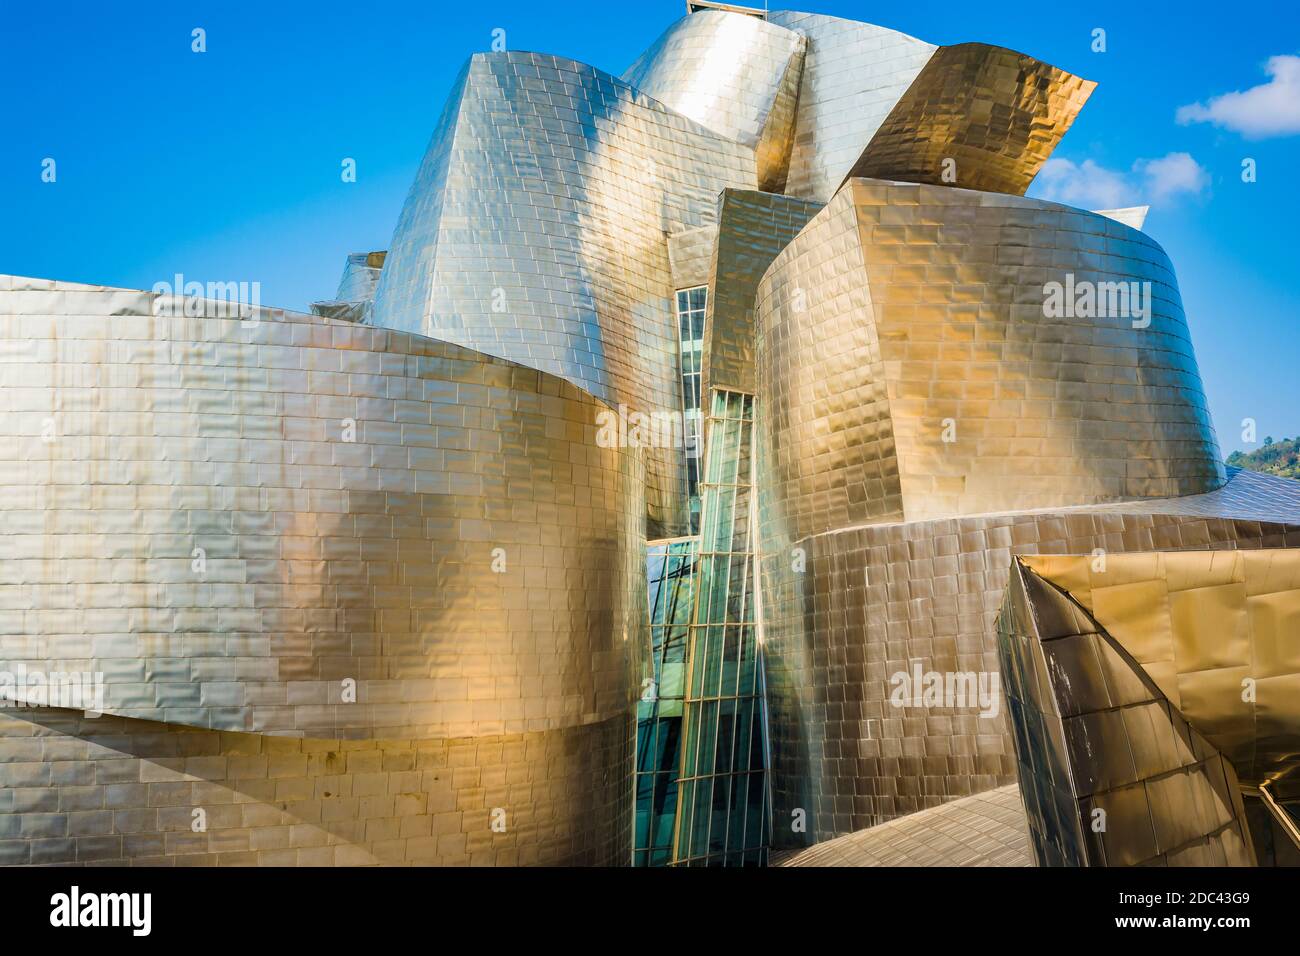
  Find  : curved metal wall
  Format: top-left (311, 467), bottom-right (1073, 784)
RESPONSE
top-left (0, 276), bottom-right (645, 864)
top-left (623, 10), bottom-right (806, 191)
top-left (755, 178), bottom-right (1225, 546)
top-left (758, 472), bottom-right (1300, 848)
top-left (841, 43), bottom-right (1096, 196)
top-left (369, 52), bottom-right (757, 535)
top-left (765, 11), bottom-right (938, 202)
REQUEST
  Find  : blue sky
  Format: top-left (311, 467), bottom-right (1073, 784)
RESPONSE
top-left (2, 0), bottom-right (1296, 453)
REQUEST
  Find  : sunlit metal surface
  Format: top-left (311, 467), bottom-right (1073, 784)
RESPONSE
top-left (1018, 550), bottom-right (1300, 797)
top-left (999, 557), bottom-right (1257, 866)
top-left (369, 52), bottom-right (757, 536)
top-left (841, 44), bottom-right (1095, 196)
top-left (758, 468), bottom-right (1300, 848)
top-left (755, 178), bottom-right (1224, 547)
top-left (0, 706), bottom-right (631, 866)
top-left (766, 11), bottom-right (937, 201)
top-left (773, 784), bottom-right (1031, 866)
top-left (667, 226), bottom-right (719, 292)
top-left (1094, 206), bottom-right (1150, 231)
top-left (624, 10), bottom-right (806, 191)
top-left (0, 275), bottom-right (644, 865)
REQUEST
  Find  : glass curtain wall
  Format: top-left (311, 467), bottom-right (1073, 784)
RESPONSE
top-left (675, 286), bottom-right (707, 533)
top-left (672, 390), bottom-right (769, 865)
top-left (635, 538), bottom-right (697, 866)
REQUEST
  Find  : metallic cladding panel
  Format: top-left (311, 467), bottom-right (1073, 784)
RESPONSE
top-left (755, 179), bottom-right (1226, 546)
top-left (336, 252), bottom-right (386, 304)
top-left (766, 11), bottom-right (938, 202)
top-left (998, 559), bottom-right (1256, 866)
top-left (773, 784), bottom-right (1031, 866)
top-left (703, 189), bottom-right (824, 396)
top-left (842, 43), bottom-right (1096, 196)
top-left (1020, 550), bottom-right (1300, 795)
top-left (0, 707), bottom-right (630, 866)
top-left (622, 10), bottom-right (806, 192)
top-left (757, 468), bottom-right (1300, 849)
top-left (0, 277), bottom-right (646, 750)
top-left (369, 52), bottom-right (757, 536)
top-left (667, 226), bottom-right (719, 291)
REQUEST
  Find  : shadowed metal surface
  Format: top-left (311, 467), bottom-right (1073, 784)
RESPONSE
top-left (999, 558), bottom-right (1256, 866)
top-left (773, 784), bottom-right (1031, 866)
top-left (1019, 550), bottom-right (1300, 797)
top-left (369, 52), bottom-right (757, 535)
top-left (0, 707), bottom-right (631, 866)
top-left (703, 189), bottom-right (823, 396)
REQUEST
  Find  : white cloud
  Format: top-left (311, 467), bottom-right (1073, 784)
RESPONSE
top-left (1034, 158), bottom-right (1135, 208)
top-left (1135, 152), bottom-right (1210, 201)
top-left (1032, 153), bottom-right (1209, 209)
top-left (1176, 54), bottom-right (1300, 139)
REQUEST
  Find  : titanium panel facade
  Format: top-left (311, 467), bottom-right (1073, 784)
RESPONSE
top-left (1018, 550), bottom-right (1300, 795)
top-left (999, 558), bottom-right (1257, 866)
top-left (623, 10), bottom-right (806, 192)
top-left (759, 468), bottom-right (1300, 848)
top-left (841, 44), bottom-right (1096, 196)
top-left (369, 52), bottom-right (758, 536)
top-left (703, 189), bottom-right (824, 396)
top-left (755, 178), bottom-right (1225, 548)
top-left (766, 11), bottom-right (938, 202)
top-left (0, 275), bottom-right (645, 865)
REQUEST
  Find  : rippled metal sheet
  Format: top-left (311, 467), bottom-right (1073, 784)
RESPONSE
top-left (623, 9), bottom-right (806, 192)
top-left (368, 52), bottom-right (757, 535)
top-left (755, 178), bottom-right (1225, 547)
top-left (999, 558), bottom-right (1256, 866)
top-left (1019, 550), bottom-right (1300, 796)
top-left (758, 468), bottom-right (1300, 849)
top-left (773, 784), bottom-right (1031, 866)
top-left (841, 44), bottom-right (1095, 196)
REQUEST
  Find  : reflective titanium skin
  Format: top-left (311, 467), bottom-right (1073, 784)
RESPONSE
top-left (755, 178), bottom-right (1225, 544)
top-left (766, 11), bottom-right (938, 201)
top-left (999, 558), bottom-right (1258, 866)
top-left (369, 52), bottom-right (758, 537)
top-left (703, 189), bottom-right (824, 396)
top-left (1019, 551), bottom-right (1300, 796)
top-left (841, 44), bottom-right (1096, 195)
top-left (623, 10), bottom-right (806, 192)
top-left (0, 276), bottom-right (644, 865)
top-left (757, 468), bottom-right (1300, 848)
top-left (773, 784), bottom-right (1030, 866)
